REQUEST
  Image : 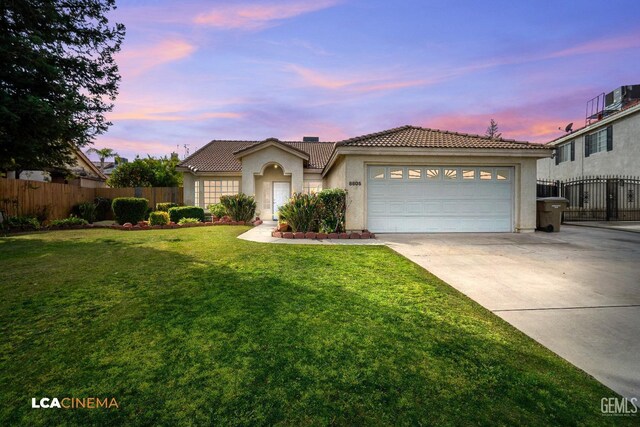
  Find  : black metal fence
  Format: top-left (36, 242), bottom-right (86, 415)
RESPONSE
top-left (537, 176), bottom-right (640, 221)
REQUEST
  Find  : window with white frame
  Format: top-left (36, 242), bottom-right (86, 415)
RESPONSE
top-left (586, 128), bottom-right (608, 155)
top-left (303, 180), bottom-right (323, 194)
top-left (556, 142), bottom-right (572, 163)
top-left (203, 179), bottom-right (239, 206)
top-left (194, 182), bottom-right (200, 207)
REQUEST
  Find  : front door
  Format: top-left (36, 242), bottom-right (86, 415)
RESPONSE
top-left (272, 182), bottom-right (291, 220)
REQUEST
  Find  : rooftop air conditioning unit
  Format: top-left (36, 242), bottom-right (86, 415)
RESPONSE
top-left (605, 84), bottom-right (640, 111)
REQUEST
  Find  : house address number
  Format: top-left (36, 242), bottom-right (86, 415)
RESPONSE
top-left (348, 181), bottom-right (362, 186)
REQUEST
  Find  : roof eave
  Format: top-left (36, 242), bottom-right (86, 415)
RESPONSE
top-left (546, 103), bottom-right (640, 147)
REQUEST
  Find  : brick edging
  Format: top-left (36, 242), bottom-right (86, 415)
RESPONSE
top-left (271, 230), bottom-right (375, 239)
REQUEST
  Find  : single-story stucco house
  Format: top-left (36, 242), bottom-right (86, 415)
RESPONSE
top-left (178, 125), bottom-right (552, 233)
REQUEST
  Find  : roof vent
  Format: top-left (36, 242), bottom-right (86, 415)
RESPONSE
top-left (303, 136), bottom-right (320, 142)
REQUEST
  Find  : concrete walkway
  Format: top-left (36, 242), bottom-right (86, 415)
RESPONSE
top-left (238, 221), bottom-right (384, 245)
top-left (566, 221), bottom-right (640, 234)
top-left (380, 226), bottom-right (640, 399)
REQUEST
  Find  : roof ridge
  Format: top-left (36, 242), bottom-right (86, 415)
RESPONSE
top-left (411, 125), bottom-right (532, 144)
top-left (337, 125), bottom-right (413, 145)
top-left (339, 125), bottom-right (534, 147)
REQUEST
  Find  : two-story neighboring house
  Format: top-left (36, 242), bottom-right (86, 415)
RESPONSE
top-left (538, 85), bottom-right (640, 180)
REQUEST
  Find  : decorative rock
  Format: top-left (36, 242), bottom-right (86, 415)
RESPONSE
top-left (272, 231), bottom-right (282, 238)
top-left (339, 233), bottom-right (349, 239)
top-left (316, 232), bottom-right (328, 239)
top-left (293, 232), bottom-right (305, 239)
top-left (350, 233), bottom-right (361, 239)
top-left (304, 232), bottom-right (317, 239)
top-left (283, 232), bottom-right (294, 239)
top-left (123, 222), bottom-right (133, 228)
top-left (361, 232), bottom-right (371, 239)
top-left (328, 233), bottom-right (339, 239)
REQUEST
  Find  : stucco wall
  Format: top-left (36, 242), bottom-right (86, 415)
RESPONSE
top-left (324, 156), bottom-right (346, 189)
top-left (339, 154), bottom-right (541, 233)
top-left (538, 111), bottom-right (640, 180)
top-left (240, 146), bottom-right (304, 196)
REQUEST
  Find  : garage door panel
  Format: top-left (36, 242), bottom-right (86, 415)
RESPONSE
top-left (367, 166), bottom-right (513, 233)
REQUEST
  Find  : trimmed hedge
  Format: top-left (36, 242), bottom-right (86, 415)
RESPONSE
top-left (49, 216), bottom-right (88, 227)
top-left (168, 206), bottom-right (205, 223)
top-left (207, 203), bottom-right (227, 219)
top-left (149, 211), bottom-right (170, 226)
top-left (112, 197), bottom-right (149, 225)
top-left (156, 202), bottom-right (179, 212)
top-left (178, 217), bottom-right (201, 225)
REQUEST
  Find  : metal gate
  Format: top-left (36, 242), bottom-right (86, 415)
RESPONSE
top-left (537, 176), bottom-right (640, 221)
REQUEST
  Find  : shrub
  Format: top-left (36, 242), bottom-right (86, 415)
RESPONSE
top-left (207, 203), bottom-right (227, 219)
top-left (169, 206), bottom-right (205, 223)
top-left (149, 211), bottom-right (170, 226)
top-left (156, 202), bottom-right (179, 212)
top-left (178, 217), bottom-right (201, 225)
top-left (4, 215), bottom-right (40, 230)
top-left (75, 202), bottom-right (97, 223)
top-left (49, 216), bottom-right (88, 227)
top-left (317, 188), bottom-right (347, 233)
top-left (94, 197), bottom-right (112, 221)
top-left (220, 194), bottom-right (256, 222)
top-left (277, 193), bottom-right (319, 233)
top-left (112, 197), bottom-right (149, 225)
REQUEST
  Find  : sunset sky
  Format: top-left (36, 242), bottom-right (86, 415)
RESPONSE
top-left (94, 0), bottom-right (640, 160)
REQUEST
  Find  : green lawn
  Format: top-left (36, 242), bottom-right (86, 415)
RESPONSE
top-left (0, 227), bottom-right (627, 425)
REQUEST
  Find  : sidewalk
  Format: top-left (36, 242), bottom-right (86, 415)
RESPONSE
top-left (565, 221), bottom-right (640, 233)
top-left (238, 221), bottom-right (384, 245)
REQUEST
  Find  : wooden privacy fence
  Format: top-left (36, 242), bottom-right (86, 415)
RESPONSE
top-left (0, 178), bottom-right (182, 220)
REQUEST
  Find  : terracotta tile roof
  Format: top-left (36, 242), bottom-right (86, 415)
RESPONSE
top-left (180, 126), bottom-right (547, 173)
top-left (179, 139), bottom-right (335, 172)
top-left (337, 125), bottom-right (547, 150)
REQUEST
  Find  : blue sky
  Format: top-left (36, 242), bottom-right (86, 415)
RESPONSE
top-left (93, 0), bottom-right (640, 160)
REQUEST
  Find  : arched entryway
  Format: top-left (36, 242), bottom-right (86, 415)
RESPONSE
top-left (254, 163), bottom-right (291, 220)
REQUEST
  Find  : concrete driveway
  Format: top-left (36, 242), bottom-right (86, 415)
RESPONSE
top-left (380, 226), bottom-right (640, 398)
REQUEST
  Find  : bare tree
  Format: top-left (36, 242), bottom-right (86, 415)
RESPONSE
top-left (485, 119), bottom-right (502, 139)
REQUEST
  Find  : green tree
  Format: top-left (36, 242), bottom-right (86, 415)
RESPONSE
top-left (485, 119), bottom-right (502, 139)
top-left (87, 147), bottom-right (119, 172)
top-left (107, 155), bottom-right (182, 188)
top-left (0, 0), bottom-right (125, 175)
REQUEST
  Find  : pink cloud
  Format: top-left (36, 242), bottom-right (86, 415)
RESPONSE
top-left (286, 64), bottom-right (429, 93)
top-left (109, 110), bottom-right (242, 122)
top-left (422, 109), bottom-right (581, 144)
top-left (117, 39), bottom-right (196, 77)
top-left (546, 32), bottom-right (640, 59)
top-left (194, 0), bottom-right (340, 30)
top-left (92, 137), bottom-right (178, 157)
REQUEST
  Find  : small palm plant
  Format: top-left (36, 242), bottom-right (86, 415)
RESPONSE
top-left (87, 147), bottom-right (119, 172)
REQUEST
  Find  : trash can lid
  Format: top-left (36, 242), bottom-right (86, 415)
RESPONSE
top-left (537, 197), bottom-right (569, 202)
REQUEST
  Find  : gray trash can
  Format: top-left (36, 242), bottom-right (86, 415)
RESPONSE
top-left (536, 197), bottom-right (569, 232)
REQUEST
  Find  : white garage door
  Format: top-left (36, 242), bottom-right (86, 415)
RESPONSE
top-left (367, 166), bottom-right (514, 232)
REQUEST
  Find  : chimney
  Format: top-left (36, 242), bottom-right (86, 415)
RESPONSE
top-left (303, 136), bottom-right (320, 142)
